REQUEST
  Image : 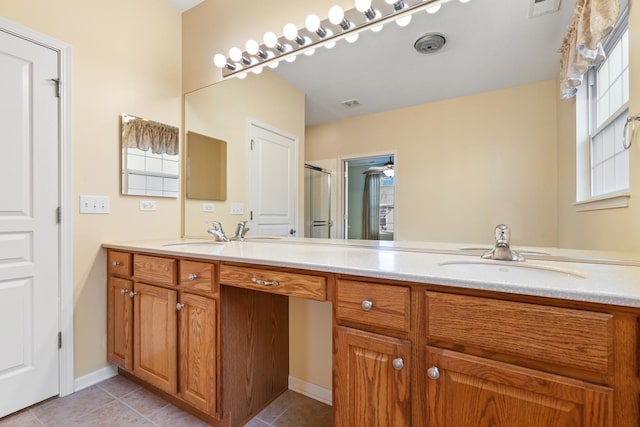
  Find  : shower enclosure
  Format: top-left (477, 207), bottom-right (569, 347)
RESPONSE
top-left (304, 164), bottom-right (332, 238)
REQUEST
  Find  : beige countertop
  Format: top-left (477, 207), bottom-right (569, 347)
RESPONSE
top-left (103, 237), bottom-right (640, 308)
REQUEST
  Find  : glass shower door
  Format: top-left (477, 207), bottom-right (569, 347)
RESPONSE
top-left (305, 164), bottom-right (332, 238)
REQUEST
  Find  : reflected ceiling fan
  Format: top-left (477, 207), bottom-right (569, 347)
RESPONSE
top-left (363, 157), bottom-right (394, 177)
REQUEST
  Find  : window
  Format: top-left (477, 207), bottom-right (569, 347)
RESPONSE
top-left (576, 12), bottom-right (629, 210)
top-left (125, 148), bottom-right (180, 197)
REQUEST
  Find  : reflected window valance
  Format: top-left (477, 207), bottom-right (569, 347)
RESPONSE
top-left (122, 113), bottom-right (179, 155)
top-left (559, 0), bottom-right (620, 98)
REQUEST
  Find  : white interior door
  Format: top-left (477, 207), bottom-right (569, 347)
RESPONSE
top-left (248, 122), bottom-right (298, 237)
top-left (0, 29), bottom-right (60, 417)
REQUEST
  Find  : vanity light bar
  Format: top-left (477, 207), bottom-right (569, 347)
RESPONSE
top-left (214, 0), bottom-right (464, 78)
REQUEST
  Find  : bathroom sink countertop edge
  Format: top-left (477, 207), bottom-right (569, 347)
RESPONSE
top-left (102, 237), bottom-right (640, 308)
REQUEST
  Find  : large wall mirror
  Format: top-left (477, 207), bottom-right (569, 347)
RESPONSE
top-left (183, 0), bottom-right (640, 256)
top-left (186, 131), bottom-right (227, 201)
top-left (121, 113), bottom-right (180, 198)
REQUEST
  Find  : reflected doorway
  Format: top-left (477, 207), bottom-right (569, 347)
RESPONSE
top-left (304, 164), bottom-right (332, 238)
top-left (341, 153), bottom-right (396, 241)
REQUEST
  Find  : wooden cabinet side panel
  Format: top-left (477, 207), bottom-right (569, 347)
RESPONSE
top-left (107, 277), bottom-right (133, 370)
top-left (133, 282), bottom-right (178, 394)
top-left (334, 326), bottom-right (411, 427)
top-left (179, 293), bottom-right (218, 417)
top-left (426, 347), bottom-right (613, 427)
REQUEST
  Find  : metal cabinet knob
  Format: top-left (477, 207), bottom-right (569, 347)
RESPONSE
top-left (176, 303), bottom-right (185, 311)
top-left (120, 289), bottom-right (128, 295)
top-left (112, 261), bottom-right (121, 267)
top-left (392, 358), bottom-right (404, 370)
top-left (427, 366), bottom-right (440, 380)
top-left (128, 291), bottom-right (137, 298)
top-left (188, 273), bottom-right (197, 281)
top-left (361, 300), bottom-right (373, 311)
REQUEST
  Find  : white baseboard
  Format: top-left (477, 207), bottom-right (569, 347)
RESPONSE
top-left (288, 376), bottom-right (332, 406)
top-left (74, 365), bottom-right (118, 392)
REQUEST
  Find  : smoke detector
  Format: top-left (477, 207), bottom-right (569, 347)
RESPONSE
top-left (414, 33), bottom-right (446, 54)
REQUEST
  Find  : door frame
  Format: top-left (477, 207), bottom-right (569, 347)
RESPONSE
top-left (0, 17), bottom-right (74, 397)
top-left (246, 118), bottom-right (300, 236)
top-left (337, 150), bottom-right (398, 240)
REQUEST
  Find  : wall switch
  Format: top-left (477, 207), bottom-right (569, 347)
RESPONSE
top-left (230, 202), bottom-right (244, 215)
top-left (139, 200), bottom-right (157, 211)
top-left (202, 203), bottom-right (215, 212)
top-left (79, 195), bottom-right (110, 214)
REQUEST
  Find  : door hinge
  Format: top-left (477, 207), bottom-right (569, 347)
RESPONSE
top-left (250, 139), bottom-right (254, 151)
top-left (50, 78), bottom-right (61, 98)
top-left (57, 206), bottom-right (62, 223)
top-left (58, 332), bottom-right (62, 349)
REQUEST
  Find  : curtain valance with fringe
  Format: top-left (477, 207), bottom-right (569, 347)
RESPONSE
top-left (559, 0), bottom-right (620, 98)
top-left (122, 114), bottom-right (179, 155)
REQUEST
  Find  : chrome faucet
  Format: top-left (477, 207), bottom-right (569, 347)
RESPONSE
top-left (206, 221), bottom-right (230, 242)
top-left (231, 220), bottom-right (250, 241)
top-left (481, 224), bottom-right (524, 262)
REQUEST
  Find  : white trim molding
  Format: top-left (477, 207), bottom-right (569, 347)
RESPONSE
top-left (288, 376), bottom-right (332, 406)
top-left (74, 366), bottom-right (118, 392)
top-left (574, 192), bottom-right (630, 212)
top-left (0, 17), bottom-right (74, 397)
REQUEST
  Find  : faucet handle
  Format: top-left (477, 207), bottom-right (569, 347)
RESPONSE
top-left (494, 224), bottom-right (510, 245)
top-left (207, 220), bottom-right (224, 231)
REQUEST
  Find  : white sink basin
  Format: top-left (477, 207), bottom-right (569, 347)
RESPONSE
top-left (242, 236), bottom-right (282, 240)
top-left (439, 260), bottom-right (587, 279)
top-left (162, 241), bottom-right (225, 251)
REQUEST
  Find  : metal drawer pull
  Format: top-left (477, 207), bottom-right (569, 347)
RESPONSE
top-left (176, 303), bottom-right (185, 311)
top-left (392, 358), bottom-right (404, 370)
top-left (361, 300), bottom-right (373, 311)
top-left (120, 289), bottom-right (129, 295)
top-left (112, 261), bottom-right (121, 267)
top-left (427, 366), bottom-right (440, 380)
top-left (188, 273), bottom-right (198, 281)
top-left (251, 277), bottom-right (280, 287)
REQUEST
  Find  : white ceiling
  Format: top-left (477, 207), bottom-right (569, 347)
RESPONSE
top-left (164, 0), bottom-right (202, 12)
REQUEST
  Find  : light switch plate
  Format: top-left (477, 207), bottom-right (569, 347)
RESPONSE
top-left (79, 195), bottom-right (110, 214)
top-left (139, 200), bottom-right (157, 211)
top-left (202, 203), bottom-right (215, 212)
top-left (230, 202), bottom-right (244, 215)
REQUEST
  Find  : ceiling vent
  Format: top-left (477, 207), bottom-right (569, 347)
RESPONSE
top-left (529, 0), bottom-right (561, 18)
top-left (342, 99), bottom-right (362, 108)
top-left (414, 33), bottom-right (446, 54)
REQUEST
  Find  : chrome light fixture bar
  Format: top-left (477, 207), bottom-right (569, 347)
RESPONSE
top-left (214, 0), bottom-right (464, 79)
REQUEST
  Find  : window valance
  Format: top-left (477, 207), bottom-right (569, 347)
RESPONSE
top-left (122, 113), bottom-right (179, 155)
top-left (559, 0), bottom-right (620, 98)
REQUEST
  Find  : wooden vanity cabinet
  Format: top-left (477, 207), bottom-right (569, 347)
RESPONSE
top-left (106, 251), bottom-right (220, 421)
top-left (333, 278), bottom-right (412, 427)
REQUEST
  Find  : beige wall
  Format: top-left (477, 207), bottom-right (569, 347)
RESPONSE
top-left (557, 3), bottom-right (640, 252)
top-left (184, 70), bottom-right (304, 237)
top-left (1, 0), bottom-right (182, 378)
top-left (307, 80), bottom-right (559, 247)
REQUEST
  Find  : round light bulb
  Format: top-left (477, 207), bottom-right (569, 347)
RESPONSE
top-left (459, 0), bottom-right (471, 3)
top-left (325, 40), bottom-right (336, 49)
top-left (303, 38), bottom-right (315, 56)
top-left (268, 61), bottom-right (279, 69)
top-left (237, 72), bottom-right (247, 80)
top-left (355, 0), bottom-right (372, 12)
top-left (328, 5), bottom-right (345, 25)
top-left (264, 32), bottom-right (279, 48)
top-left (371, 24), bottom-right (383, 32)
top-left (213, 53), bottom-right (227, 68)
top-left (245, 39), bottom-right (260, 55)
top-left (252, 67), bottom-right (263, 75)
top-left (384, 0), bottom-right (395, 3)
top-left (285, 55), bottom-right (296, 63)
top-left (345, 33), bottom-right (359, 43)
top-left (283, 23), bottom-right (298, 41)
top-left (395, 14), bottom-right (412, 26)
top-left (426, 4), bottom-right (441, 13)
top-left (305, 14), bottom-right (321, 32)
top-left (229, 47), bottom-right (242, 62)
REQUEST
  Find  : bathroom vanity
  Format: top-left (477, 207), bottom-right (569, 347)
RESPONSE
top-left (103, 238), bottom-right (640, 426)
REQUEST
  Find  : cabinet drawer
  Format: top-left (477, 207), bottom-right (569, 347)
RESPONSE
top-left (108, 250), bottom-right (132, 276)
top-left (134, 254), bottom-right (177, 285)
top-left (425, 292), bottom-right (613, 374)
top-left (180, 260), bottom-right (217, 296)
top-left (336, 279), bottom-right (410, 333)
top-left (220, 264), bottom-right (326, 301)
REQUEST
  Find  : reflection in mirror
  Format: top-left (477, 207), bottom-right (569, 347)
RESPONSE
top-left (121, 113), bottom-right (179, 198)
top-left (186, 131), bottom-right (227, 201)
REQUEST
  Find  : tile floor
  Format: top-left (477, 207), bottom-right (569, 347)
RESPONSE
top-left (0, 375), bottom-right (332, 427)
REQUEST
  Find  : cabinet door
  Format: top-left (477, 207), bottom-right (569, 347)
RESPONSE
top-left (334, 326), bottom-right (411, 427)
top-left (178, 293), bottom-right (218, 416)
top-left (133, 282), bottom-right (178, 394)
top-left (426, 346), bottom-right (613, 427)
top-left (107, 277), bottom-right (133, 370)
